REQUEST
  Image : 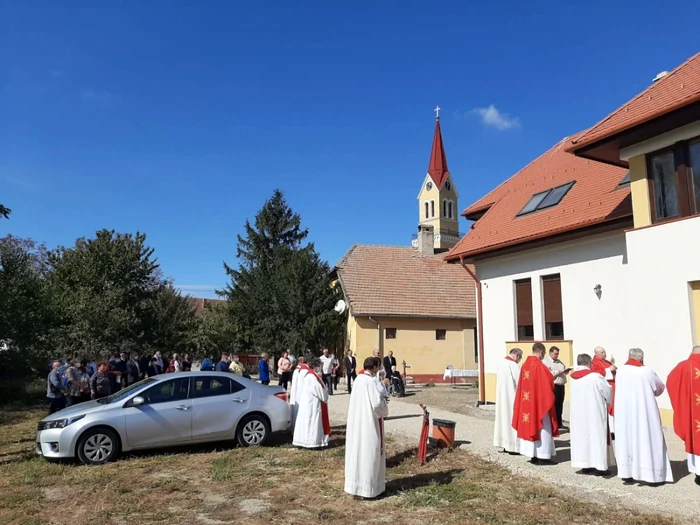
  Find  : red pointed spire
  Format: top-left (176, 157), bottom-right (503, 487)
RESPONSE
top-left (427, 116), bottom-right (450, 189)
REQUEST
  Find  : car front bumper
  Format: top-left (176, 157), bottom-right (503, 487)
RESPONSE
top-left (36, 428), bottom-right (76, 459)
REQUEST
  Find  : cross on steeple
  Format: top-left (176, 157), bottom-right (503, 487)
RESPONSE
top-left (434, 105), bottom-right (441, 120)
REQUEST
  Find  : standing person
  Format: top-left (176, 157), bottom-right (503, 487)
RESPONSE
top-left (667, 345), bottom-right (700, 486)
top-left (46, 361), bottom-right (66, 414)
top-left (200, 354), bottom-right (215, 371)
top-left (289, 356), bottom-right (306, 428)
top-left (614, 348), bottom-right (673, 484)
top-left (182, 354), bottom-right (192, 371)
top-left (215, 353), bottom-right (230, 372)
top-left (383, 351), bottom-right (397, 378)
top-left (277, 351), bottom-right (292, 391)
top-left (345, 357), bottom-right (390, 499)
top-left (126, 354), bottom-right (141, 386)
top-left (65, 360), bottom-right (90, 406)
top-left (345, 350), bottom-right (357, 393)
top-left (113, 352), bottom-right (128, 389)
top-left (229, 354), bottom-right (244, 376)
top-left (90, 362), bottom-right (112, 399)
top-left (493, 348), bottom-right (522, 454)
top-left (153, 351), bottom-right (165, 374)
top-left (543, 346), bottom-right (570, 430)
top-left (146, 357), bottom-right (159, 378)
top-left (320, 348), bottom-right (335, 395)
top-left (569, 353), bottom-right (614, 475)
top-left (259, 353), bottom-right (270, 385)
top-left (292, 358), bottom-right (331, 448)
top-left (512, 342), bottom-right (559, 464)
top-left (592, 346), bottom-right (617, 436)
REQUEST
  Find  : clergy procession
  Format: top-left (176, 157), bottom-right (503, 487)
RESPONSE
top-left (289, 353), bottom-right (390, 499)
top-left (494, 342), bottom-right (700, 487)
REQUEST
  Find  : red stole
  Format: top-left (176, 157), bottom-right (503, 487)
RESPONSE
top-left (624, 358), bottom-right (643, 367)
top-left (307, 368), bottom-right (331, 436)
top-left (592, 356), bottom-right (615, 416)
top-left (667, 353), bottom-right (700, 456)
top-left (512, 355), bottom-right (559, 441)
top-left (570, 368), bottom-right (595, 380)
top-left (505, 356), bottom-right (516, 362)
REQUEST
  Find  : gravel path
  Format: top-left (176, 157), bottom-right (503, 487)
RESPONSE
top-left (326, 388), bottom-right (699, 523)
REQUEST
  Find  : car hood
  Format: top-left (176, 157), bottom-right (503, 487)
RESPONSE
top-left (42, 400), bottom-right (109, 421)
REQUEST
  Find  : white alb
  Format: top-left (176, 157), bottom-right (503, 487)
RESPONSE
top-left (493, 357), bottom-right (520, 452)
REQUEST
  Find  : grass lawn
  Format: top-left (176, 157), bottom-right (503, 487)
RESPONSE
top-left (0, 404), bottom-right (674, 525)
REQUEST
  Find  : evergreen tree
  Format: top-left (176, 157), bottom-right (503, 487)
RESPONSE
top-left (0, 205), bottom-right (10, 219)
top-left (221, 190), bottom-right (343, 353)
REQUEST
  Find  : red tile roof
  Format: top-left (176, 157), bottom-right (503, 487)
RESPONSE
top-left (446, 136), bottom-right (631, 260)
top-left (333, 244), bottom-right (476, 318)
top-left (427, 120), bottom-right (450, 189)
top-left (569, 53), bottom-right (700, 151)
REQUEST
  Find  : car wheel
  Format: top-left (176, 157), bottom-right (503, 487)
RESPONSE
top-left (76, 428), bottom-right (119, 465)
top-left (236, 414), bottom-right (270, 447)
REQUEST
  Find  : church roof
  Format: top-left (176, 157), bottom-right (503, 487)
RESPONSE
top-left (332, 244), bottom-right (476, 319)
top-left (445, 135), bottom-right (631, 261)
top-left (427, 119), bottom-right (451, 189)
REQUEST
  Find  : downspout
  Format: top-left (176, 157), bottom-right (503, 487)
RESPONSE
top-left (368, 316), bottom-right (383, 357)
top-left (460, 256), bottom-right (486, 405)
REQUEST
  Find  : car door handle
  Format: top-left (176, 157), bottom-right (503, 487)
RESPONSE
top-left (232, 397), bottom-right (247, 403)
top-left (176, 405), bottom-right (191, 411)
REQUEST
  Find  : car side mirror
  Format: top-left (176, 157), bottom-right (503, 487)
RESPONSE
top-left (131, 396), bottom-right (146, 407)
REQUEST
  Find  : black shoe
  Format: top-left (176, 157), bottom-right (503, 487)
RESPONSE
top-left (622, 477), bottom-right (634, 485)
top-left (581, 468), bottom-right (596, 475)
top-left (594, 470), bottom-right (611, 477)
top-left (695, 475), bottom-right (700, 486)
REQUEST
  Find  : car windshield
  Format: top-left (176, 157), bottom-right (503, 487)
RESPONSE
top-left (97, 378), bottom-right (157, 405)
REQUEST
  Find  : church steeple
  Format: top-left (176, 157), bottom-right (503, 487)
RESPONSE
top-left (414, 107), bottom-right (460, 253)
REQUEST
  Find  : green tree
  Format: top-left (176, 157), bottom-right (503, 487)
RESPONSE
top-left (221, 190), bottom-right (344, 353)
top-left (0, 236), bottom-right (53, 373)
top-left (142, 283), bottom-right (197, 356)
top-left (47, 229), bottom-right (162, 356)
top-left (0, 205), bottom-right (10, 219)
top-left (188, 301), bottom-right (235, 357)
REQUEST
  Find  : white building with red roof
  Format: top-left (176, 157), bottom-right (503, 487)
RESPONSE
top-left (447, 52), bottom-right (700, 424)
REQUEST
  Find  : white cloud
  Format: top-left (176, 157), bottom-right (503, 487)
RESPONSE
top-left (82, 88), bottom-right (120, 106)
top-left (470, 105), bottom-right (521, 130)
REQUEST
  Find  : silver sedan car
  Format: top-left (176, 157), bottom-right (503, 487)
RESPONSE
top-left (36, 372), bottom-right (291, 465)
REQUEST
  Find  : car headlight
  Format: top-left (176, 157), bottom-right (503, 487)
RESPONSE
top-left (43, 415), bottom-right (86, 429)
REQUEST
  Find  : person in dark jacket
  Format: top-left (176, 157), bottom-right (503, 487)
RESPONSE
top-left (259, 353), bottom-right (270, 385)
top-left (126, 354), bottom-right (142, 386)
top-left (146, 357), bottom-right (159, 378)
top-left (90, 363), bottom-right (112, 399)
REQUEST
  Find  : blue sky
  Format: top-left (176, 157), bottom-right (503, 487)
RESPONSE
top-left (2, 1), bottom-right (698, 298)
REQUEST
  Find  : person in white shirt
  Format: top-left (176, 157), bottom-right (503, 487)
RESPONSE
top-left (319, 348), bottom-right (337, 395)
top-left (543, 346), bottom-right (570, 429)
top-left (292, 358), bottom-right (331, 448)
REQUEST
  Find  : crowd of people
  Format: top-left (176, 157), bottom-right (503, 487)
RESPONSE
top-left (493, 342), bottom-right (700, 487)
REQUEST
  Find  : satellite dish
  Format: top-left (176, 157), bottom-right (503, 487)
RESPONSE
top-left (334, 299), bottom-right (347, 314)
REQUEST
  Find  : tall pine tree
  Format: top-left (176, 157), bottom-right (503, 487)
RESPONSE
top-left (221, 190), bottom-right (343, 354)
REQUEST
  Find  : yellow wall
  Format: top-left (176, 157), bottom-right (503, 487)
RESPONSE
top-left (629, 154), bottom-right (652, 228)
top-left (349, 315), bottom-right (476, 377)
top-left (417, 175), bottom-right (460, 250)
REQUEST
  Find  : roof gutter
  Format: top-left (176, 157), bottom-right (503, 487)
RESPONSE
top-left (459, 255), bottom-right (485, 405)
top-left (367, 316), bottom-right (383, 358)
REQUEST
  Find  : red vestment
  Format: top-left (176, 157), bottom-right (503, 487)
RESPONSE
top-left (592, 356), bottom-right (615, 416)
top-left (666, 353), bottom-right (700, 456)
top-left (512, 355), bottom-right (559, 441)
top-left (307, 368), bottom-right (331, 436)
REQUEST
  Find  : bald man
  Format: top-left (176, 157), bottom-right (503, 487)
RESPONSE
top-left (592, 346), bottom-right (616, 434)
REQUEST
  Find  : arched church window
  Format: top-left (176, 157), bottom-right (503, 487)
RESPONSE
top-left (430, 200), bottom-right (435, 218)
top-left (424, 201), bottom-right (429, 219)
top-left (448, 200), bottom-right (453, 219)
top-left (442, 199), bottom-right (447, 217)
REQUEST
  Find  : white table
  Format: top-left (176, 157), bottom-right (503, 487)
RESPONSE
top-left (443, 368), bottom-right (479, 387)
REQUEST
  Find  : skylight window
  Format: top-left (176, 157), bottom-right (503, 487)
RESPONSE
top-left (517, 181), bottom-right (575, 217)
top-left (617, 171), bottom-right (631, 188)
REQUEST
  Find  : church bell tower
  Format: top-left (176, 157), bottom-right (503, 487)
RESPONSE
top-left (413, 107), bottom-right (460, 253)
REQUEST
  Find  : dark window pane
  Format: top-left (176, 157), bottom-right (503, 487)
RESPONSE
top-left (650, 151), bottom-right (679, 219)
top-left (436, 329), bottom-right (446, 340)
top-left (539, 182), bottom-right (574, 209)
top-left (191, 377), bottom-right (232, 398)
top-left (517, 191), bottom-right (550, 216)
top-left (690, 142), bottom-right (700, 214)
top-left (542, 274), bottom-right (564, 340)
top-left (385, 328), bottom-right (396, 339)
top-left (142, 378), bottom-right (189, 404)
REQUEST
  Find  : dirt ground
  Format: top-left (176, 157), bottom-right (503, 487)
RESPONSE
top-left (0, 402), bottom-right (675, 525)
top-left (402, 384), bottom-right (491, 420)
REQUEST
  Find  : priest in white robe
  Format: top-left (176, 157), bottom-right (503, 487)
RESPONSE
top-left (345, 357), bottom-right (390, 499)
top-left (493, 347), bottom-right (522, 453)
top-left (569, 353), bottom-right (614, 475)
top-left (288, 356), bottom-right (305, 428)
top-left (292, 358), bottom-right (330, 448)
top-left (615, 348), bottom-right (673, 484)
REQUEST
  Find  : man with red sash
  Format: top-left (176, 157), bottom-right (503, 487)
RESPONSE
top-left (569, 353), bottom-right (614, 475)
top-left (512, 342), bottom-right (559, 464)
top-left (292, 357), bottom-right (331, 448)
top-left (592, 346), bottom-right (616, 435)
top-left (667, 345), bottom-right (700, 486)
top-left (614, 348), bottom-right (673, 483)
top-left (345, 357), bottom-right (389, 499)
